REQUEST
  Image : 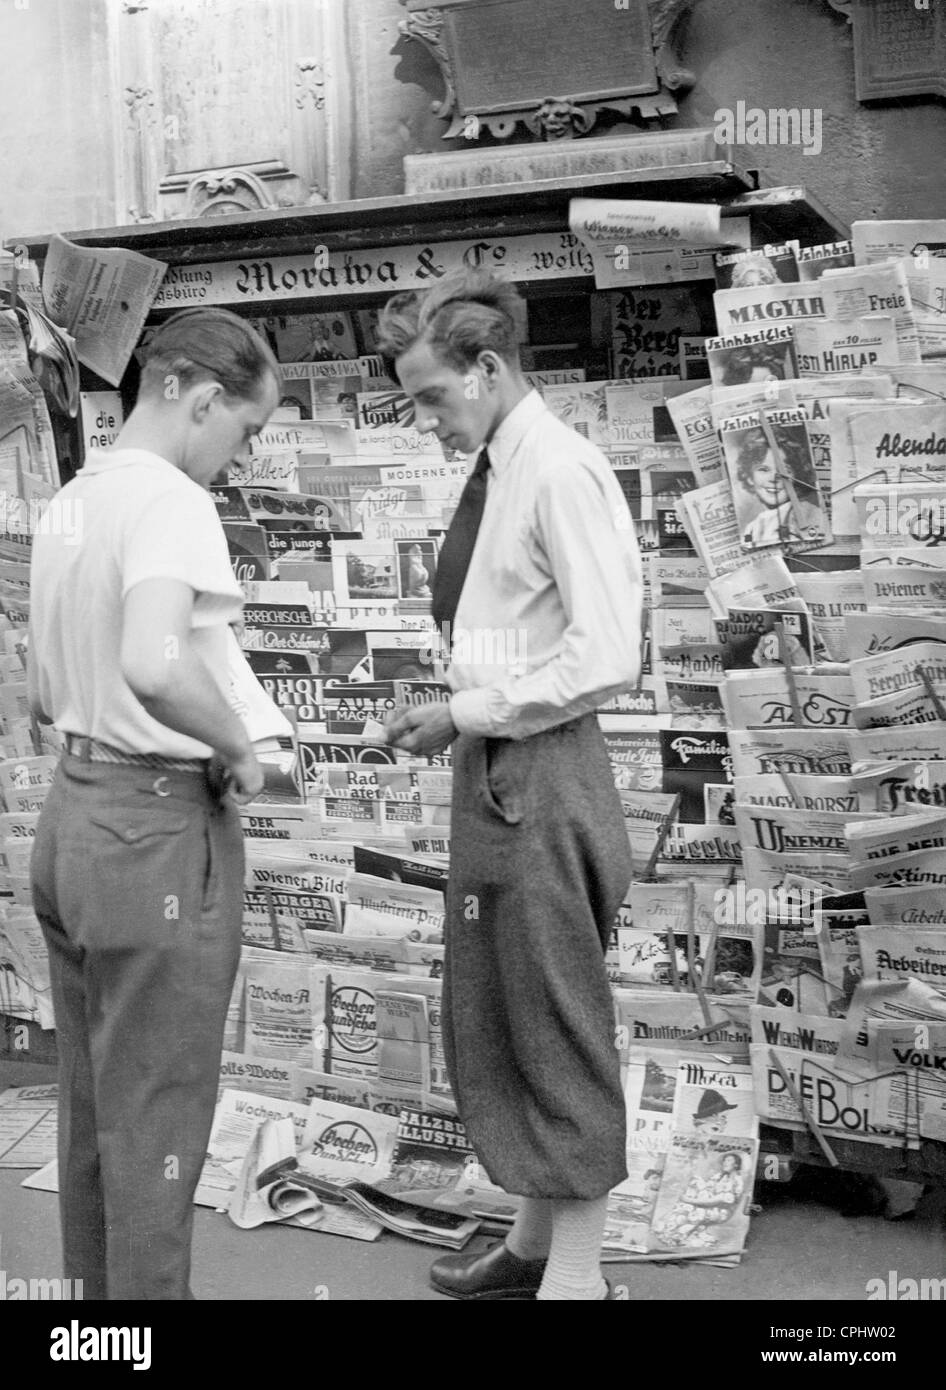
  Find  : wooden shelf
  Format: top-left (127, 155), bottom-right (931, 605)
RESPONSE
top-left (8, 161), bottom-right (760, 265)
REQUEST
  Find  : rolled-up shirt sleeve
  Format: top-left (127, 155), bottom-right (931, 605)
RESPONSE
top-left (449, 457), bottom-right (643, 740)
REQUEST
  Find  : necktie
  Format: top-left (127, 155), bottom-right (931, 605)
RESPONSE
top-left (431, 447), bottom-right (491, 635)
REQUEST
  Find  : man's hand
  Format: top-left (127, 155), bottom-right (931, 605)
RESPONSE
top-left (384, 702), bottom-right (458, 758)
top-left (222, 746), bottom-right (265, 803)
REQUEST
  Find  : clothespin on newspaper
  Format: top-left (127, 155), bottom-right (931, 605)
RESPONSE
top-left (775, 620), bottom-right (804, 728)
top-left (776, 767), bottom-right (802, 809)
top-left (917, 664), bottom-right (946, 722)
top-left (263, 884), bottom-right (282, 952)
top-left (767, 1047), bottom-right (838, 1168)
top-left (677, 1010), bottom-right (738, 1044)
top-left (28, 712), bottom-right (43, 759)
top-left (664, 918), bottom-right (682, 992)
top-left (702, 911), bottom-right (720, 993)
top-left (685, 879), bottom-right (714, 1027)
top-left (648, 793), bottom-right (680, 876)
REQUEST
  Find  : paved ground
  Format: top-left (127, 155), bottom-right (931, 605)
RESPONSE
top-left (3, 1060), bottom-right (943, 1302)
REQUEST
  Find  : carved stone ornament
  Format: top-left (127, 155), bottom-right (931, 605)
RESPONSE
top-left (125, 85), bottom-right (157, 223)
top-left (524, 99), bottom-right (596, 142)
top-left (158, 161), bottom-right (326, 219)
top-left (295, 57), bottom-right (327, 110)
top-left (398, 0), bottom-right (700, 141)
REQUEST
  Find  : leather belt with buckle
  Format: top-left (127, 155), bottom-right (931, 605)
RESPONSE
top-left (64, 733), bottom-right (206, 773)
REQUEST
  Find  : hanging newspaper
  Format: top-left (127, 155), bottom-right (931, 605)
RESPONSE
top-left (41, 234), bottom-right (167, 387)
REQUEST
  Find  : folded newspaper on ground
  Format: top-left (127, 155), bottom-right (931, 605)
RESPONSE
top-left (220, 1103), bottom-right (383, 1239)
top-left (228, 1116), bottom-right (325, 1228)
top-left (297, 1101), bottom-right (481, 1247)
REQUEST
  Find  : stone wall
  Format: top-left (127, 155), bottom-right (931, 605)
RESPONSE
top-left (2, 0), bottom-right (945, 244)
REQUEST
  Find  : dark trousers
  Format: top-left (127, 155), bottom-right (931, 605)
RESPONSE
top-left (442, 715), bottom-right (632, 1199)
top-left (29, 755), bottom-right (244, 1300)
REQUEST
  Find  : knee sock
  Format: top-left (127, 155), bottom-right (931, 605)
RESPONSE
top-left (536, 1194), bottom-right (610, 1301)
top-left (505, 1196), bottom-right (554, 1261)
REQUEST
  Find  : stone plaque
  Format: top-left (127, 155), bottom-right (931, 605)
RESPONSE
top-left (848, 0), bottom-right (946, 102)
top-left (445, 0), bottom-right (656, 111)
top-left (400, 0), bottom-right (701, 138)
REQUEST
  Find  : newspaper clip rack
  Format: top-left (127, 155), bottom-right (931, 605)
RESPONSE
top-left (829, 464), bottom-right (942, 501)
top-left (829, 467), bottom-right (889, 499)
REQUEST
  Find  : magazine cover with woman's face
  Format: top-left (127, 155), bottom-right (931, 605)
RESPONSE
top-left (720, 408), bottom-right (831, 552)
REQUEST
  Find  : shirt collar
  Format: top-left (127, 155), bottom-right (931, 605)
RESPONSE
top-left (81, 448), bottom-right (178, 475)
top-left (485, 390), bottom-right (546, 475)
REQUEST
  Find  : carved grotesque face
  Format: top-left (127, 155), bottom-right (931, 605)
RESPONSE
top-left (537, 99), bottom-right (577, 138)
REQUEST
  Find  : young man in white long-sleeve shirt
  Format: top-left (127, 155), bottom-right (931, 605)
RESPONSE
top-left (379, 271), bottom-right (643, 1300)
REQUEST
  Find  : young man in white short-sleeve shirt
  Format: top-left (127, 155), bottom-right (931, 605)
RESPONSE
top-left (28, 308), bottom-right (280, 1300)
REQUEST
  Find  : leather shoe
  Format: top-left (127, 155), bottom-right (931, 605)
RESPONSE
top-left (430, 1240), bottom-right (547, 1300)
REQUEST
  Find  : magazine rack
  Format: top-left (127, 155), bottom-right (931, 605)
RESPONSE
top-left (7, 164), bottom-right (940, 1191)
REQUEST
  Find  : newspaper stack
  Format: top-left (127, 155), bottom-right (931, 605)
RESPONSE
top-left (0, 752), bottom-right (57, 1030)
top-left (605, 1051), bottom-right (759, 1265)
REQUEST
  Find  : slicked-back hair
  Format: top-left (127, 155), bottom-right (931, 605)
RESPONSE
top-left (376, 270), bottom-right (524, 382)
top-left (138, 307), bottom-right (282, 403)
